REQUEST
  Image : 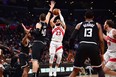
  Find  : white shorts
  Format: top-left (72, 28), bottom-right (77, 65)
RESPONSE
top-left (105, 61), bottom-right (116, 70)
top-left (104, 50), bottom-right (116, 70)
top-left (104, 50), bottom-right (116, 62)
top-left (49, 41), bottom-right (63, 56)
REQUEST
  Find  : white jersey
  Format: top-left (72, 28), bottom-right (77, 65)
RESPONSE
top-left (51, 25), bottom-right (65, 42)
top-left (106, 29), bottom-right (116, 52)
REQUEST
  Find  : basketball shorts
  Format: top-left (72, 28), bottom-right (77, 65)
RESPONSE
top-left (74, 43), bottom-right (101, 68)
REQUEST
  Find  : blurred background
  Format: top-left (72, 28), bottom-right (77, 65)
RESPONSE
top-left (0, 0), bottom-right (116, 26)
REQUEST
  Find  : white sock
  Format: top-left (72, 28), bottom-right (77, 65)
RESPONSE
top-left (50, 66), bottom-right (52, 72)
top-left (54, 66), bottom-right (58, 72)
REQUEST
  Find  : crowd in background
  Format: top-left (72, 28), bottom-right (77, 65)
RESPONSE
top-left (0, 23), bottom-right (72, 63)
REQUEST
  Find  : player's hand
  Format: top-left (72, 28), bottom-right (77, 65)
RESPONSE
top-left (53, 15), bottom-right (58, 18)
top-left (27, 28), bottom-right (32, 33)
top-left (67, 50), bottom-right (73, 62)
top-left (21, 23), bottom-right (29, 33)
top-left (58, 9), bottom-right (61, 14)
top-left (21, 23), bottom-right (24, 27)
top-left (49, 1), bottom-right (55, 9)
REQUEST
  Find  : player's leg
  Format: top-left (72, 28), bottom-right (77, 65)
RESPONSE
top-left (22, 66), bottom-right (29, 77)
top-left (32, 42), bottom-right (44, 77)
top-left (89, 44), bottom-right (105, 77)
top-left (103, 51), bottom-right (116, 76)
top-left (32, 59), bottom-right (39, 77)
top-left (69, 43), bottom-right (87, 77)
top-left (103, 51), bottom-right (110, 67)
top-left (103, 52), bottom-right (116, 76)
top-left (53, 48), bottom-right (63, 76)
top-left (19, 53), bottom-right (29, 77)
top-left (103, 61), bottom-right (116, 76)
top-left (49, 42), bottom-right (56, 76)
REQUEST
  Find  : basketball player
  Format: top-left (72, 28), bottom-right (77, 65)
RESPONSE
top-left (103, 20), bottom-right (116, 76)
top-left (23, 1), bottom-right (55, 77)
top-left (68, 9), bottom-right (105, 77)
top-left (19, 25), bottom-right (32, 77)
top-left (49, 9), bottom-right (66, 77)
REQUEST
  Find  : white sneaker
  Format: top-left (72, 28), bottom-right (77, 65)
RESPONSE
top-left (53, 71), bottom-right (57, 77)
top-left (49, 71), bottom-right (53, 77)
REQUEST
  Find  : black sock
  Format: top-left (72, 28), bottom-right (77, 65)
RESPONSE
top-left (98, 69), bottom-right (105, 77)
top-left (33, 73), bottom-right (37, 77)
top-left (37, 68), bottom-right (40, 77)
top-left (94, 67), bottom-right (105, 77)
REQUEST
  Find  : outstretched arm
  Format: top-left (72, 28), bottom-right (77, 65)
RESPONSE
top-left (69, 23), bottom-right (81, 50)
top-left (45, 1), bottom-right (55, 24)
top-left (59, 9), bottom-right (66, 30)
top-left (22, 28), bottom-right (31, 46)
top-left (67, 23), bottom-right (81, 62)
top-left (50, 15), bottom-right (57, 28)
top-left (21, 23), bottom-right (30, 34)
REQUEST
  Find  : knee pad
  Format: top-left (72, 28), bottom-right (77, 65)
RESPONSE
top-left (56, 54), bottom-right (62, 64)
top-left (49, 54), bottom-right (55, 64)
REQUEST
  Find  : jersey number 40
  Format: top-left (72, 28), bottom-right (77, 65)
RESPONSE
top-left (41, 29), bottom-right (46, 36)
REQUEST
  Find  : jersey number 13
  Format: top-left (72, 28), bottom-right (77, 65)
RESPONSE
top-left (84, 28), bottom-right (92, 37)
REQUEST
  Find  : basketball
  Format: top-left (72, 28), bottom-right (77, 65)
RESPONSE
top-left (53, 8), bottom-right (59, 15)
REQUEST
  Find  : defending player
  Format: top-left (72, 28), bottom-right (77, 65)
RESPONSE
top-left (68, 9), bottom-right (105, 77)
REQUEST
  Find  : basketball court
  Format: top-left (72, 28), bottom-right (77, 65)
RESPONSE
top-left (76, 74), bottom-right (98, 77)
top-left (63, 74), bottom-right (98, 77)
top-left (76, 74), bottom-right (116, 77)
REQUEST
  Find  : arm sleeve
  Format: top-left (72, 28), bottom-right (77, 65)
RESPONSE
top-left (59, 13), bottom-right (65, 25)
top-left (69, 29), bottom-right (78, 50)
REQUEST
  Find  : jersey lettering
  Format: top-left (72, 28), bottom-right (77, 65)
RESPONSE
top-left (56, 31), bottom-right (61, 36)
top-left (41, 29), bottom-right (46, 36)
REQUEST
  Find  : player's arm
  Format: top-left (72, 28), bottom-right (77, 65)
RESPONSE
top-left (21, 23), bottom-right (30, 34)
top-left (97, 23), bottom-right (104, 55)
top-left (67, 23), bottom-right (81, 61)
top-left (45, 1), bottom-right (55, 24)
top-left (69, 23), bottom-right (81, 50)
top-left (21, 28), bottom-right (31, 46)
top-left (113, 29), bottom-right (116, 39)
top-left (50, 15), bottom-right (57, 28)
top-left (103, 33), bottom-right (108, 41)
top-left (59, 9), bottom-right (66, 30)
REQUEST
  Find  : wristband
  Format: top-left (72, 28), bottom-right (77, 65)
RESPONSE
top-left (48, 11), bottom-right (52, 14)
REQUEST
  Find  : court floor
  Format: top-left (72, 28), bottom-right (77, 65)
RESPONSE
top-left (76, 74), bottom-right (116, 77)
top-left (76, 75), bottom-right (98, 77)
